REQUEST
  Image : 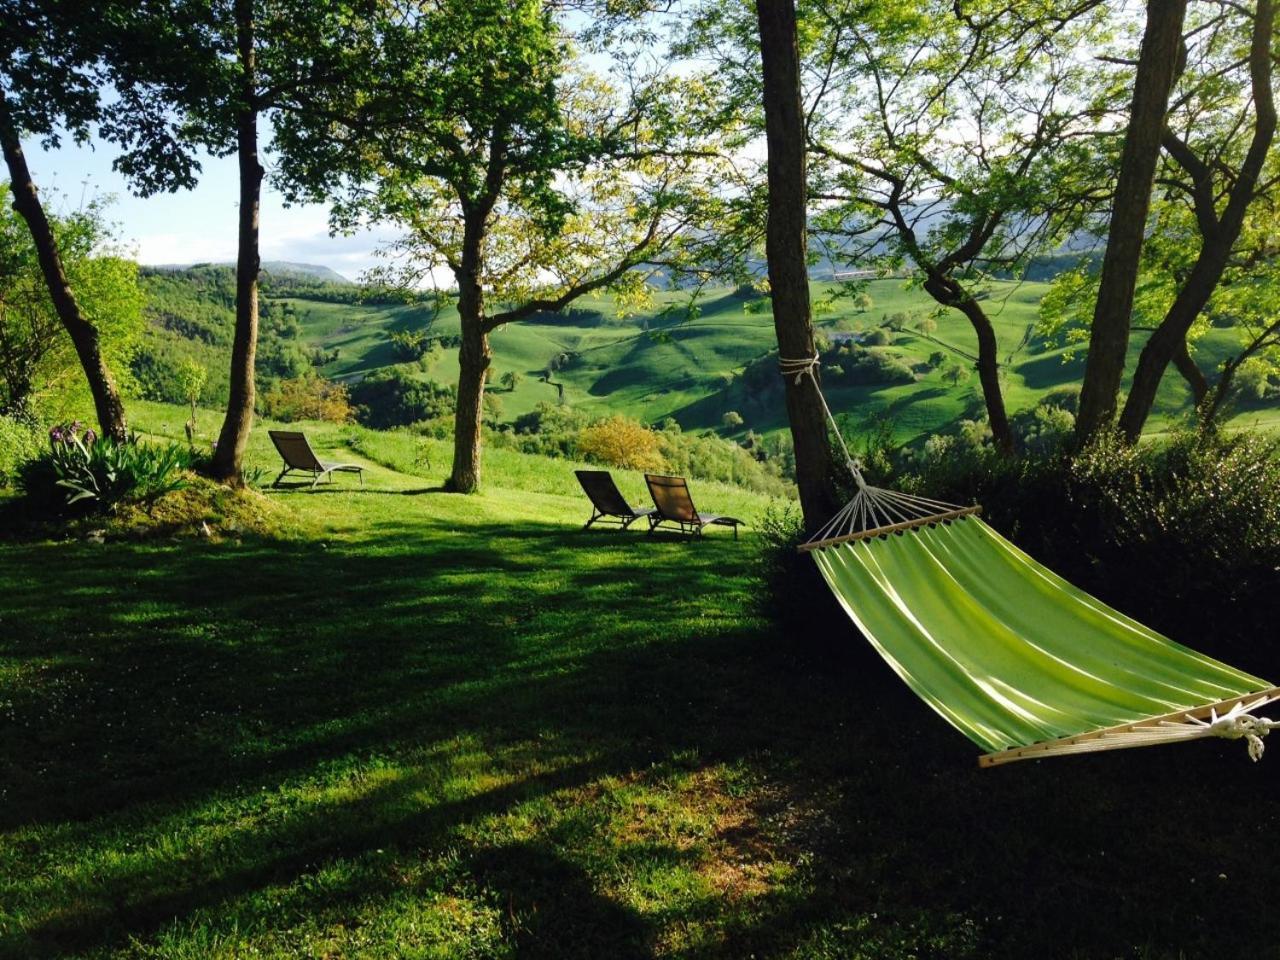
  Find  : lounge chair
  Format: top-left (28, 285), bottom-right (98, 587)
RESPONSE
top-left (575, 469), bottom-right (655, 529)
top-left (645, 473), bottom-right (743, 539)
top-left (268, 430), bottom-right (364, 488)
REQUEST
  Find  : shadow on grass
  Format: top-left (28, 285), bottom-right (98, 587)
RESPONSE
top-left (1, 511), bottom-right (1278, 959)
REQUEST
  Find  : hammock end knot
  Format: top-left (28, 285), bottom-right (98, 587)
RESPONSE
top-left (1208, 709), bottom-right (1278, 762)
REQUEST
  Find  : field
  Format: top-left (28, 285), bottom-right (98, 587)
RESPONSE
top-left (280, 278), bottom-right (1278, 445)
top-left (2, 403), bottom-right (1279, 959)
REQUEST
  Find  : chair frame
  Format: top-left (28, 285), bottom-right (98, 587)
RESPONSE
top-left (268, 430), bottom-right (364, 489)
top-left (644, 473), bottom-right (742, 540)
top-left (575, 470), bottom-right (655, 530)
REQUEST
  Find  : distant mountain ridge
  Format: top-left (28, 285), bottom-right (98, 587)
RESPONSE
top-left (147, 261), bottom-right (352, 284)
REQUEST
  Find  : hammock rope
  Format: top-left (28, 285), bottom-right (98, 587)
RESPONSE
top-left (779, 350), bottom-right (1279, 766)
top-left (779, 353), bottom-right (976, 549)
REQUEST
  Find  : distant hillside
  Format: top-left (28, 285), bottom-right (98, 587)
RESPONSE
top-left (147, 261), bottom-right (352, 284)
top-left (128, 267), bottom-right (1280, 450)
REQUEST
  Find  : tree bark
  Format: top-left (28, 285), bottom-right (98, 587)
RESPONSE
top-left (448, 212), bottom-right (491, 493)
top-left (1116, 0), bottom-right (1275, 441)
top-left (1074, 0), bottom-right (1187, 444)
top-left (449, 296), bottom-right (490, 494)
top-left (211, 0), bottom-right (263, 482)
top-left (1170, 334), bottom-right (1209, 407)
top-left (0, 108), bottom-right (128, 441)
top-left (756, 0), bottom-right (841, 531)
top-left (941, 285), bottom-right (1015, 454)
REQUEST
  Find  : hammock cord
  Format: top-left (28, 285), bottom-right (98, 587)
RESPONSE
top-left (779, 352), bottom-right (967, 545)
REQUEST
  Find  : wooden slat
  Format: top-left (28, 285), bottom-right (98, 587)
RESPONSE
top-left (797, 505), bottom-right (983, 554)
top-left (978, 686), bottom-right (1280, 768)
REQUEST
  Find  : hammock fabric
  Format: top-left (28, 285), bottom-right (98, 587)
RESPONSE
top-left (811, 515), bottom-right (1278, 766)
top-left (778, 352), bottom-right (1279, 767)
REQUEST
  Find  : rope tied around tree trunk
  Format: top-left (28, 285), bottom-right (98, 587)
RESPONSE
top-left (779, 352), bottom-right (979, 549)
top-left (777, 353), bottom-right (866, 490)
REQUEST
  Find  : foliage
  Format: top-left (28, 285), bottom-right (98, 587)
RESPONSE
top-left (347, 367), bottom-right (455, 430)
top-left (0, 412), bottom-right (41, 487)
top-left (0, 186), bottom-right (144, 417)
top-left (19, 421), bottom-right (191, 513)
top-left (575, 415), bottom-right (667, 473)
top-left (260, 372), bottom-right (354, 424)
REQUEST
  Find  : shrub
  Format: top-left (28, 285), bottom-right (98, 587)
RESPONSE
top-left (576, 415), bottom-right (667, 473)
top-left (838, 348), bottom-right (916, 385)
top-left (261, 373), bottom-right (354, 424)
top-left (0, 414), bottom-right (42, 488)
top-left (20, 422), bottom-right (192, 513)
top-left (722, 410), bottom-right (744, 429)
top-left (388, 329), bottom-right (430, 361)
top-left (483, 391), bottom-right (504, 425)
top-left (348, 367), bottom-right (455, 429)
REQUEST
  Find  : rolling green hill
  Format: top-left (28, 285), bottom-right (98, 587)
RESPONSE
top-left (137, 267), bottom-right (1280, 451)
top-left (285, 278), bottom-right (1278, 444)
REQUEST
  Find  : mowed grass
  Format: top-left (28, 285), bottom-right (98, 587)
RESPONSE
top-left (284, 278), bottom-right (1280, 447)
top-left (3, 406), bottom-right (1280, 958)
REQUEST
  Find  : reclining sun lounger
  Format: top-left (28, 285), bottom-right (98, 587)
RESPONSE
top-left (645, 473), bottom-right (742, 539)
top-left (268, 430), bottom-right (364, 488)
top-left (575, 469), bottom-right (655, 529)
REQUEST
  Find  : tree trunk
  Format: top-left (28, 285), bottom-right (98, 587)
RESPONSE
top-left (1170, 334), bottom-right (1209, 407)
top-left (1074, 0), bottom-right (1187, 444)
top-left (950, 293), bottom-right (1014, 454)
top-left (0, 109), bottom-right (128, 441)
top-left (449, 278), bottom-right (490, 493)
top-left (756, 0), bottom-right (841, 532)
top-left (211, 0), bottom-right (263, 483)
top-left (1116, 0), bottom-right (1275, 441)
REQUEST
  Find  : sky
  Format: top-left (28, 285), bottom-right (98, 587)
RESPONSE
top-left (22, 134), bottom-right (394, 281)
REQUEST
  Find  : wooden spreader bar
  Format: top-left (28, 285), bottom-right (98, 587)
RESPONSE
top-left (978, 686), bottom-right (1280, 768)
top-left (798, 505), bottom-right (983, 554)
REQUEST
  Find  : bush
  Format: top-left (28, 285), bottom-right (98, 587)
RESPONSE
top-left (348, 367), bottom-right (455, 429)
top-left (722, 410), bottom-right (744, 429)
top-left (261, 373), bottom-right (354, 424)
top-left (20, 422), bottom-right (192, 514)
top-left (0, 414), bottom-right (42, 488)
top-left (837, 347), bottom-right (916, 385)
top-left (576, 415), bottom-right (667, 473)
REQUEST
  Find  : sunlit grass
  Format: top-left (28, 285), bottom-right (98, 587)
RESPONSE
top-left (2, 406), bottom-right (1277, 958)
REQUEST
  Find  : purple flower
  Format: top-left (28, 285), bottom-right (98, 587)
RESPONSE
top-left (83, 429), bottom-right (97, 445)
top-left (49, 427), bottom-right (63, 442)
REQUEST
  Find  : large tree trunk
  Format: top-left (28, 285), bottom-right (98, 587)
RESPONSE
top-left (1074, 0), bottom-right (1187, 444)
top-left (756, 0), bottom-right (841, 531)
top-left (1116, 0), bottom-right (1275, 441)
top-left (448, 207), bottom-right (491, 494)
top-left (0, 109), bottom-right (128, 441)
top-left (211, 0), bottom-right (263, 483)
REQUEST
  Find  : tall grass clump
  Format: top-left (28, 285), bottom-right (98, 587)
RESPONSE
top-left (0, 414), bottom-right (42, 487)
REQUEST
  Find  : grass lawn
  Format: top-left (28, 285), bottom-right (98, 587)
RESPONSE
top-left (3, 408), bottom-right (1279, 958)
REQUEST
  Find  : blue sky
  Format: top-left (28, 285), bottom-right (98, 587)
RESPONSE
top-left (23, 134), bottom-right (393, 281)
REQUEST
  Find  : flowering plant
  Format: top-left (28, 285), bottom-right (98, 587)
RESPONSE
top-left (21, 422), bottom-right (193, 512)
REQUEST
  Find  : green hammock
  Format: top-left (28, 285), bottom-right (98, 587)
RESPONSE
top-left (778, 354), bottom-right (1279, 767)
top-left (810, 514), bottom-right (1278, 766)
